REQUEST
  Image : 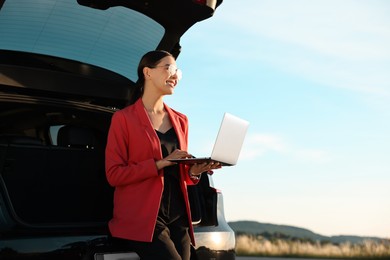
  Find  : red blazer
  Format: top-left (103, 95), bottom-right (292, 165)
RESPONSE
top-left (105, 98), bottom-right (198, 244)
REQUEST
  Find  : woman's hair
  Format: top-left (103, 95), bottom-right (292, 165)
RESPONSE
top-left (128, 50), bottom-right (173, 105)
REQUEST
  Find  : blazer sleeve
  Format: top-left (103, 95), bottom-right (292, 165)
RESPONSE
top-left (105, 111), bottom-right (159, 187)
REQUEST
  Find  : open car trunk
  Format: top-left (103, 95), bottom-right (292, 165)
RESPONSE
top-left (0, 95), bottom-right (218, 232)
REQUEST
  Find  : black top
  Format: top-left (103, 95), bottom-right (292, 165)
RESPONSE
top-left (156, 128), bottom-right (186, 224)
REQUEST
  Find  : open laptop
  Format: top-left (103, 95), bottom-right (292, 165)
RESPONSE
top-left (169, 113), bottom-right (249, 166)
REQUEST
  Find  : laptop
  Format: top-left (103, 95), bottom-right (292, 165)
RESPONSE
top-left (169, 113), bottom-right (249, 166)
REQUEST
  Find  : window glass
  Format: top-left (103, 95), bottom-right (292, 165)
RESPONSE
top-left (49, 125), bottom-right (63, 145)
top-left (0, 0), bottom-right (165, 81)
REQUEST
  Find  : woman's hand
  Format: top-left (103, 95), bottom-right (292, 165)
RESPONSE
top-left (189, 161), bottom-right (221, 179)
top-left (155, 149), bottom-right (192, 170)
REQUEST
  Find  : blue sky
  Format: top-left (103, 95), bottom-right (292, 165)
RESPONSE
top-left (166, 0), bottom-right (390, 238)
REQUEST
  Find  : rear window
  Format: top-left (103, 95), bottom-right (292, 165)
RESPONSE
top-left (0, 0), bottom-right (165, 81)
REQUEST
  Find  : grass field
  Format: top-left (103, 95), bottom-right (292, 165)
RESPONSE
top-left (235, 234), bottom-right (390, 259)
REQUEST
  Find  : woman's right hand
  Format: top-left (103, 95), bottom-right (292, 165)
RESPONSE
top-left (155, 149), bottom-right (191, 170)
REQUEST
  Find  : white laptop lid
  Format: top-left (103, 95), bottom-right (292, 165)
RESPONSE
top-left (210, 113), bottom-right (249, 165)
top-left (168, 112), bottom-right (249, 166)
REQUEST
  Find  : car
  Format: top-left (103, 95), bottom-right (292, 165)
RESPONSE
top-left (0, 0), bottom-right (236, 259)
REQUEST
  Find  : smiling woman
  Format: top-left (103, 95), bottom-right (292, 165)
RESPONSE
top-left (104, 50), bottom-right (222, 260)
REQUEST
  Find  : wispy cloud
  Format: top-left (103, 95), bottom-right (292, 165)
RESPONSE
top-left (215, 0), bottom-right (390, 97)
top-left (241, 133), bottom-right (331, 163)
top-left (293, 148), bottom-right (331, 163)
top-left (221, 0), bottom-right (390, 59)
top-left (244, 133), bottom-right (287, 158)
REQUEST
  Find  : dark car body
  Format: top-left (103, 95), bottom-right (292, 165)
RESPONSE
top-left (0, 0), bottom-right (235, 259)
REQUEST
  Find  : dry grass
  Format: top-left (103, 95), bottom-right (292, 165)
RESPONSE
top-left (236, 234), bottom-right (390, 258)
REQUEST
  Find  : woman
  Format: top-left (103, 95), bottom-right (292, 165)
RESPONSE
top-left (105, 50), bottom-right (221, 259)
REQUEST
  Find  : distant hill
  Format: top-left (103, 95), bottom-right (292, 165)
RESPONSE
top-left (228, 220), bottom-right (387, 244)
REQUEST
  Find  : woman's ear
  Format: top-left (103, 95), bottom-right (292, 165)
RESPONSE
top-left (143, 67), bottom-right (151, 78)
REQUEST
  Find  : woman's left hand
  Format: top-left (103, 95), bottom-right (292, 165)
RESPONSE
top-left (189, 161), bottom-right (221, 179)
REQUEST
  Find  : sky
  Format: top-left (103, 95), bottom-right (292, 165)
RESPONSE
top-left (165, 0), bottom-right (390, 238)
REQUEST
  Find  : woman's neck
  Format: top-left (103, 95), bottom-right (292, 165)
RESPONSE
top-left (141, 95), bottom-right (164, 114)
top-left (142, 94), bottom-right (171, 132)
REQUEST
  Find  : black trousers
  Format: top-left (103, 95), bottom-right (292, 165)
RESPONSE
top-left (113, 216), bottom-right (191, 260)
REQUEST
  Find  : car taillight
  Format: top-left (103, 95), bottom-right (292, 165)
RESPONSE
top-left (193, 0), bottom-right (206, 4)
top-left (193, 0), bottom-right (217, 9)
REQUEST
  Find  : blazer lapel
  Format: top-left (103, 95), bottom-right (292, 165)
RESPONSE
top-left (134, 99), bottom-right (162, 160)
top-left (165, 104), bottom-right (187, 151)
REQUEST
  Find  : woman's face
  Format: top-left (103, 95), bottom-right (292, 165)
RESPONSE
top-left (146, 55), bottom-right (181, 95)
